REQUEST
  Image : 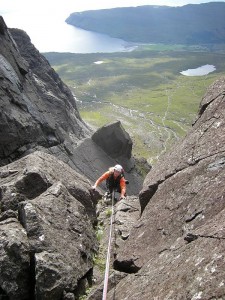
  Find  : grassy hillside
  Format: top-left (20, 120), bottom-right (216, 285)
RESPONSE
top-left (44, 47), bottom-right (225, 164)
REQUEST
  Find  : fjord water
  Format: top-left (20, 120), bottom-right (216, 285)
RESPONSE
top-left (33, 21), bottom-right (135, 53)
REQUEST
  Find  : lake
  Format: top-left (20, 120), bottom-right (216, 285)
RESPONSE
top-left (180, 64), bottom-right (216, 76)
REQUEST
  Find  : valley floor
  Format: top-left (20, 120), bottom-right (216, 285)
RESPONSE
top-left (44, 47), bottom-right (225, 164)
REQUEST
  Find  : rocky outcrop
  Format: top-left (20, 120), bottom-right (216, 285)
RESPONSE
top-left (74, 121), bottom-right (143, 195)
top-left (0, 17), bottom-right (91, 167)
top-left (0, 16), bottom-right (145, 299)
top-left (107, 77), bottom-right (225, 299)
top-left (0, 17), bottom-right (144, 195)
top-left (4, 13), bottom-right (225, 300)
top-left (0, 151), bottom-right (98, 299)
top-left (139, 77), bottom-right (225, 213)
top-left (90, 121), bottom-right (146, 194)
top-left (44, 120), bottom-right (143, 196)
top-left (92, 121), bottom-right (132, 161)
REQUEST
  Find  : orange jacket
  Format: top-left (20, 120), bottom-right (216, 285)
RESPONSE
top-left (95, 170), bottom-right (126, 197)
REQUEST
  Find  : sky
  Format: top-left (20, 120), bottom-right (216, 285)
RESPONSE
top-left (1, 0), bottom-right (225, 52)
top-left (1, 0), bottom-right (225, 26)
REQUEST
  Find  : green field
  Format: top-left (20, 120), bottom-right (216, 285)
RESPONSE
top-left (44, 46), bottom-right (225, 164)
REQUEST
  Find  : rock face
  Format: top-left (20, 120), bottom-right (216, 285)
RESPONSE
top-left (0, 17), bottom-right (91, 167)
top-left (0, 151), bottom-right (98, 299)
top-left (0, 17), bottom-right (143, 195)
top-left (2, 14), bottom-right (225, 300)
top-left (92, 121), bottom-right (132, 161)
top-left (108, 77), bottom-right (225, 299)
top-left (90, 121), bottom-right (144, 194)
top-left (0, 16), bottom-right (144, 299)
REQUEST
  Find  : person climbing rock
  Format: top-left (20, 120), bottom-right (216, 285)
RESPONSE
top-left (92, 164), bottom-right (127, 201)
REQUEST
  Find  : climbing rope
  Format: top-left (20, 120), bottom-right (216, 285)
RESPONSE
top-left (102, 190), bottom-right (115, 300)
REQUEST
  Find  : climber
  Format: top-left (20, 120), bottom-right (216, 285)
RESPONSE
top-left (92, 164), bottom-right (127, 201)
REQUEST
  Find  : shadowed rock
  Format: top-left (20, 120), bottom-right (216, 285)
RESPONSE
top-left (0, 151), bottom-right (99, 299)
top-left (0, 218), bottom-right (30, 299)
top-left (92, 121), bottom-right (132, 160)
top-left (0, 17), bottom-right (91, 167)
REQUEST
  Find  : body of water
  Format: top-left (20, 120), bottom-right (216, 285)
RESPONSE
top-left (29, 21), bottom-right (137, 53)
top-left (1, 8), bottom-right (137, 53)
top-left (180, 64), bottom-right (216, 76)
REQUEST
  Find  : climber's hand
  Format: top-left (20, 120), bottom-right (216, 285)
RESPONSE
top-left (91, 185), bottom-right (97, 191)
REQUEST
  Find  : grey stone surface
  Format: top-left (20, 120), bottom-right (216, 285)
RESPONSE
top-left (0, 218), bottom-right (30, 300)
top-left (0, 18), bottom-right (91, 168)
top-left (106, 77), bottom-right (225, 299)
top-left (92, 121), bottom-right (132, 160)
top-left (0, 151), bottom-right (98, 299)
top-left (3, 14), bottom-right (225, 300)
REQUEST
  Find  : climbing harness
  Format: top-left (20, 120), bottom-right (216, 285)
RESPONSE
top-left (102, 190), bottom-right (115, 300)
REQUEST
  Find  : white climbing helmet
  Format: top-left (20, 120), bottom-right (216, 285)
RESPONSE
top-left (114, 164), bottom-right (123, 173)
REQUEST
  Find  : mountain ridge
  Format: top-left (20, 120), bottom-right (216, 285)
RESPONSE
top-left (66, 2), bottom-right (225, 45)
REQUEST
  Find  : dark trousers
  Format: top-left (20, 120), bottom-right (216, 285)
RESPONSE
top-left (106, 178), bottom-right (121, 193)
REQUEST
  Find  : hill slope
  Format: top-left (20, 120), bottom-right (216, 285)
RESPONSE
top-left (66, 2), bottom-right (225, 44)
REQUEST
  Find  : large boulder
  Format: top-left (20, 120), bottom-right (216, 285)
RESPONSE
top-left (92, 121), bottom-right (132, 161)
top-left (0, 151), bottom-right (99, 299)
top-left (108, 77), bottom-right (225, 299)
